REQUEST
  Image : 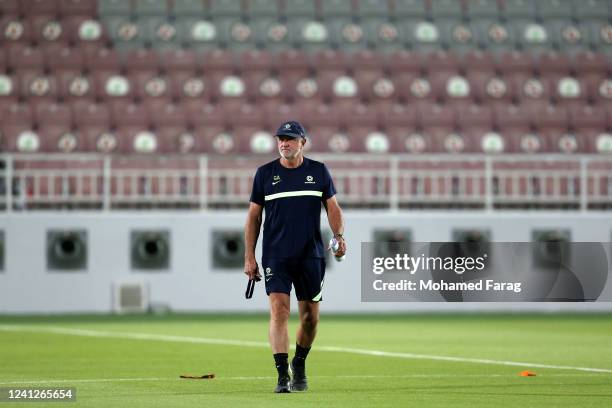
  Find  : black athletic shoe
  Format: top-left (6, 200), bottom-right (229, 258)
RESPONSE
top-left (289, 361), bottom-right (308, 391)
top-left (274, 375), bottom-right (291, 393)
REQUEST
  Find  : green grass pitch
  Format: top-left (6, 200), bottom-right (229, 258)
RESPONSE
top-left (0, 313), bottom-right (611, 407)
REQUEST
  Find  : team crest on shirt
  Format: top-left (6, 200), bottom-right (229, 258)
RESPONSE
top-left (265, 267), bottom-right (273, 282)
top-left (305, 175), bottom-right (316, 184)
top-left (272, 175), bottom-right (281, 185)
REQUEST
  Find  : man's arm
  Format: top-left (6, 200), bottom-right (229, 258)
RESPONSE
top-left (325, 195), bottom-right (346, 257)
top-left (244, 202), bottom-right (263, 280)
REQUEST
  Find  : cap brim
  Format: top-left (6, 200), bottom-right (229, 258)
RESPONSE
top-left (276, 133), bottom-right (303, 138)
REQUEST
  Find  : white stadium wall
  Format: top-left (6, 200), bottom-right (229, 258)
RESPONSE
top-left (0, 212), bottom-right (611, 314)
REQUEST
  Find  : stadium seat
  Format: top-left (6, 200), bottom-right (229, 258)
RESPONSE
top-left (99, 0), bottom-right (132, 17)
top-left (170, 71), bottom-right (209, 102)
top-left (133, 0), bottom-right (169, 17)
top-left (58, 0), bottom-right (98, 17)
top-left (327, 18), bottom-right (368, 53)
top-left (438, 19), bottom-right (476, 54)
top-left (315, 50), bottom-right (351, 98)
top-left (71, 100), bottom-right (117, 152)
top-left (276, 50), bottom-right (314, 101)
top-left (158, 49), bottom-right (200, 73)
top-left (175, 17), bottom-right (214, 49)
top-left (501, 0), bottom-right (535, 20)
top-left (239, 50), bottom-right (276, 100)
top-left (251, 17), bottom-right (290, 51)
top-left (513, 76), bottom-right (553, 109)
top-left (44, 44), bottom-right (85, 72)
top-left (458, 103), bottom-right (494, 132)
top-left (585, 20), bottom-right (612, 55)
top-left (139, 17), bottom-right (182, 49)
top-left (209, 0), bottom-right (244, 18)
top-left (33, 101), bottom-right (71, 127)
top-left (0, 15), bottom-right (32, 44)
top-left (382, 104), bottom-right (421, 153)
top-left (130, 72), bottom-right (173, 101)
top-left (92, 71), bottom-right (134, 103)
top-left (287, 18), bottom-right (332, 52)
top-left (572, 0), bottom-right (609, 22)
top-left (64, 16), bottom-right (108, 47)
top-left (387, 50), bottom-right (424, 75)
top-left (544, 20), bottom-right (588, 55)
top-left (83, 45), bottom-right (120, 71)
top-left (271, 100), bottom-right (309, 126)
top-left (430, 0), bottom-right (464, 19)
top-left (1, 103), bottom-right (35, 152)
top-left (71, 100), bottom-right (110, 127)
top-left (124, 48), bottom-right (159, 72)
top-left (0, 74), bottom-right (18, 103)
top-left (394, 0), bottom-right (427, 18)
top-left (535, 0), bottom-right (574, 20)
top-left (184, 100), bottom-right (227, 129)
top-left (247, 0), bottom-right (279, 17)
top-left (111, 102), bottom-right (149, 130)
top-left (570, 105), bottom-right (608, 153)
top-left (214, 17), bottom-right (257, 51)
top-left (0, 0), bottom-right (20, 14)
top-left (322, 0), bottom-right (354, 17)
top-left (284, 0), bottom-right (318, 18)
top-left (172, 0), bottom-right (206, 16)
top-left (57, 70), bottom-right (95, 102)
top-left (146, 100), bottom-right (186, 129)
top-left (17, 70), bottom-right (58, 101)
top-left (352, 51), bottom-right (396, 105)
top-left (362, 18), bottom-right (402, 53)
top-left (498, 51), bottom-right (535, 76)
top-left (514, 20), bottom-right (554, 54)
top-left (534, 103), bottom-right (570, 131)
top-left (31, 16), bottom-right (70, 44)
top-left (419, 103), bottom-right (455, 135)
top-left (401, 19), bottom-right (444, 52)
top-left (104, 16), bottom-right (145, 49)
top-left (6, 44), bottom-right (45, 71)
top-left (472, 19), bottom-right (516, 54)
top-left (465, 0), bottom-right (500, 18)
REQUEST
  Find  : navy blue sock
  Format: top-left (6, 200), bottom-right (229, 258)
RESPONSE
top-left (274, 353), bottom-right (289, 377)
top-left (292, 344), bottom-right (311, 368)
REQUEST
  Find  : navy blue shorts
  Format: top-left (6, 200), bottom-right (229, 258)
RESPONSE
top-left (262, 258), bottom-right (326, 302)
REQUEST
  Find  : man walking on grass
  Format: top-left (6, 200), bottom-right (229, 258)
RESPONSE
top-left (244, 120), bottom-right (347, 393)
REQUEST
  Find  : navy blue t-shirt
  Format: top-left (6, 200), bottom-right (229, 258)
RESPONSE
top-left (250, 157), bottom-right (337, 259)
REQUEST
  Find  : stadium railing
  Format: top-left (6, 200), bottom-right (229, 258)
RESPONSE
top-left (1, 153), bottom-right (611, 211)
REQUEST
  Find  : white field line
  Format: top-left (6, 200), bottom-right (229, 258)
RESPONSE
top-left (1, 324), bottom-right (612, 374)
top-left (0, 373), bottom-right (608, 386)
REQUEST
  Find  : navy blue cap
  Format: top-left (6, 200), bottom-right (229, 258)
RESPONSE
top-left (276, 121), bottom-right (307, 138)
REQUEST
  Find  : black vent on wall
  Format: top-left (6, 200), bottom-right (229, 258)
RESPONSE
top-left (212, 230), bottom-right (245, 269)
top-left (373, 229), bottom-right (412, 258)
top-left (532, 229), bottom-right (572, 268)
top-left (47, 230), bottom-right (88, 271)
top-left (131, 230), bottom-right (170, 270)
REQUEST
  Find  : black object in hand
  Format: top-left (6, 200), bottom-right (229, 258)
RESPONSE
top-left (245, 278), bottom-right (258, 299)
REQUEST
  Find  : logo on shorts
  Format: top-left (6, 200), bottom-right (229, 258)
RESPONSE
top-left (265, 267), bottom-right (273, 281)
top-left (305, 175), bottom-right (316, 184)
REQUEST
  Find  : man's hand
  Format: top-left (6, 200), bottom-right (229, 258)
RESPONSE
top-left (335, 236), bottom-right (347, 258)
top-left (244, 256), bottom-right (261, 281)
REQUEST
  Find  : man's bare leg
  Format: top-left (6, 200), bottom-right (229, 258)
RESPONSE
top-left (269, 293), bottom-right (291, 393)
top-left (296, 300), bottom-right (319, 347)
top-left (291, 300), bottom-right (320, 391)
